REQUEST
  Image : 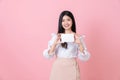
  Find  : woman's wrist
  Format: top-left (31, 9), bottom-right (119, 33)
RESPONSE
top-left (78, 43), bottom-right (82, 46)
top-left (48, 45), bottom-right (56, 55)
top-left (78, 43), bottom-right (84, 52)
top-left (53, 42), bottom-right (57, 47)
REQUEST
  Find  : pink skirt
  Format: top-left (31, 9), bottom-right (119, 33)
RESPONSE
top-left (50, 58), bottom-right (80, 80)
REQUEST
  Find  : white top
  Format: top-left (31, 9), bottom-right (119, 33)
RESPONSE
top-left (43, 33), bottom-right (90, 61)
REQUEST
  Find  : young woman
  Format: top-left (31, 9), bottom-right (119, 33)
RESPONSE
top-left (43, 10), bottom-right (90, 80)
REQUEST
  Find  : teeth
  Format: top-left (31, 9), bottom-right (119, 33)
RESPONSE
top-left (65, 25), bottom-right (69, 27)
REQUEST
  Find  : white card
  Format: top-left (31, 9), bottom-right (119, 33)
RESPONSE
top-left (61, 34), bottom-right (74, 42)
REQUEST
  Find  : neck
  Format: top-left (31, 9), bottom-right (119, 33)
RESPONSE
top-left (65, 30), bottom-right (73, 34)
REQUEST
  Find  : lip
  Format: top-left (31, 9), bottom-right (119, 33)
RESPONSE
top-left (64, 26), bottom-right (69, 28)
top-left (64, 24), bottom-right (70, 27)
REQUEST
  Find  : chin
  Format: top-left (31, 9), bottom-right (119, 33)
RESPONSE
top-left (63, 27), bottom-right (71, 30)
top-left (65, 28), bottom-right (70, 30)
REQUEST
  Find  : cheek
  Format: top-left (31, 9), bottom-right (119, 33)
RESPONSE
top-left (69, 21), bottom-right (72, 25)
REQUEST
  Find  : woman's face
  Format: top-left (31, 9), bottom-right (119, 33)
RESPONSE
top-left (62, 15), bottom-right (73, 31)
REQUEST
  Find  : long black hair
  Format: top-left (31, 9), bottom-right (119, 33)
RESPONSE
top-left (58, 10), bottom-right (76, 48)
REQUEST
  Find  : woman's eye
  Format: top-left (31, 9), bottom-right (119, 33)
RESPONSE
top-left (67, 19), bottom-right (71, 21)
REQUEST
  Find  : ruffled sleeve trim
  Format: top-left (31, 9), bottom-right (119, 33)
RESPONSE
top-left (77, 35), bottom-right (91, 61)
top-left (43, 33), bottom-right (57, 59)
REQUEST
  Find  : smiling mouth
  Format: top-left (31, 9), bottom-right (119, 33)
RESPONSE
top-left (64, 25), bottom-right (70, 27)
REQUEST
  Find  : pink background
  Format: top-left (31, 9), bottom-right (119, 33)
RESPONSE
top-left (0, 0), bottom-right (120, 80)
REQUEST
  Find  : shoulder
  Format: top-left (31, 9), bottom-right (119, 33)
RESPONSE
top-left (75, 33), bottom-right (85, 37)
top-left (51, 33), bottom-right (57, 36)
top-left (50, 33), bottom-right (58, 38)
top-left (48, 33), bottom-right (57, 44)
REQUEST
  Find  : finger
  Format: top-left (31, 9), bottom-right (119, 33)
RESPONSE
top-left (74, 35), bottom-right (79, 40)
top-left (59, 41), bottom-right (63, 44)
top-left (57, 33), bottom-right (61, 37)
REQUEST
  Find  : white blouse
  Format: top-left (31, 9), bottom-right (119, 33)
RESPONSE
top-left (43, 33), bottom-right (90, 61)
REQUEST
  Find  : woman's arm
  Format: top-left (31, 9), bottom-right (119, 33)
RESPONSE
top-left (48, 42), bottom-right (57, 55)
top-left (76, 35), bottom-right (91, 61)
top-left (43, 33), bottom-right (61, 59)
top-left (74, 33), bottom-right (84, 53)
top-left (48, 33), bottom-right (61, 55)
top-left (78, 43), bottom-right (84, 53)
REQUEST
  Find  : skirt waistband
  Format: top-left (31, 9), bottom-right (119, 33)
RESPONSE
top-left (56, 57), bottom-right (77, 61)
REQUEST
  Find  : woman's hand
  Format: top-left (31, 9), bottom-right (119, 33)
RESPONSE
top-left (48, 34), bottom-right (61, 55)
top-left (53, 33), bottom-right (61, 45)
top-left (74, 33), bottom-right (84, 52)
top-left (74, 33), bottom-right (81, 44)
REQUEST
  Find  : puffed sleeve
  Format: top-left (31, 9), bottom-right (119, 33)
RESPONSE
top-left (43, 33), bottom-right (57, 59)
top-left (77, 35), bottom-right (91, 61)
